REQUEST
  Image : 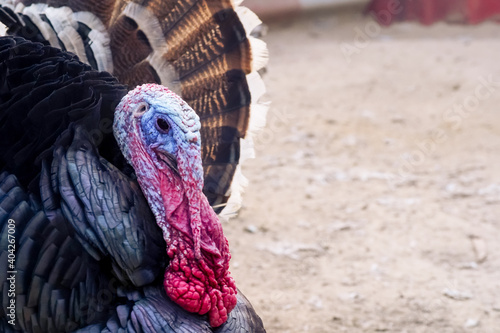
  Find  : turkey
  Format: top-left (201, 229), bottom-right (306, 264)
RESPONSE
top-left (0, 0), bottom-right (267, 332)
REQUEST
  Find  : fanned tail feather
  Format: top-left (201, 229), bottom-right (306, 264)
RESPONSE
top-left (0, 0), bottom-right (268, 216)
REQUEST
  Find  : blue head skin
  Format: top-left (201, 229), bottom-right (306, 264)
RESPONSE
top-left (139, 102), bottom-right (179, 159)
top-left (113, 84), bottom-right (204, 237)
top-left (113, 84), bottom-right (202, 182)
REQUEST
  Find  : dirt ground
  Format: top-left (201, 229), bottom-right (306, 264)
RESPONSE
top-left (224, 8), bottom-right (500, 333)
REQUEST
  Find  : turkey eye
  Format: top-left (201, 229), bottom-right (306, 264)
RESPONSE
top-left (156, 118), bottom-right (170, 133)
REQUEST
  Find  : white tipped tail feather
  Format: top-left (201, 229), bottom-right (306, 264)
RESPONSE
top-left (73, 11), bottom-right (113, 73)
top-left (0, 0), bottom-right (268, 220)
top-left (9, 4), bottom-right (114, 73)
top-left (219, 3), bottom-right (270, 219)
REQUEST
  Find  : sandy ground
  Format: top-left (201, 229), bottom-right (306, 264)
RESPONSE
top-left (224, 8), bottom-right (500, 333)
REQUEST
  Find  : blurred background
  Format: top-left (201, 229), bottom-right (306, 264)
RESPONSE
top-left (225, 0), bottom-right (500, 332)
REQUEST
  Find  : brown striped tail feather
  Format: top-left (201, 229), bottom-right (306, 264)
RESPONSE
top-left (0, 0), bottom-right (269, 215)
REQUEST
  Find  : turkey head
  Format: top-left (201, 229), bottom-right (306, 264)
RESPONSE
top-left (113, 84), bottom-right (237, 327)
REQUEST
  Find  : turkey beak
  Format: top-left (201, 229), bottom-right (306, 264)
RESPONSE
top-left (156, 149), bottom-right (179, 174)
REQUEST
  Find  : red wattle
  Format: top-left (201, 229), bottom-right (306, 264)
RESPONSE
top-left (163, 229), bottom-right (237, 327)
top-left (160, 174), bottom-right (237, 327)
